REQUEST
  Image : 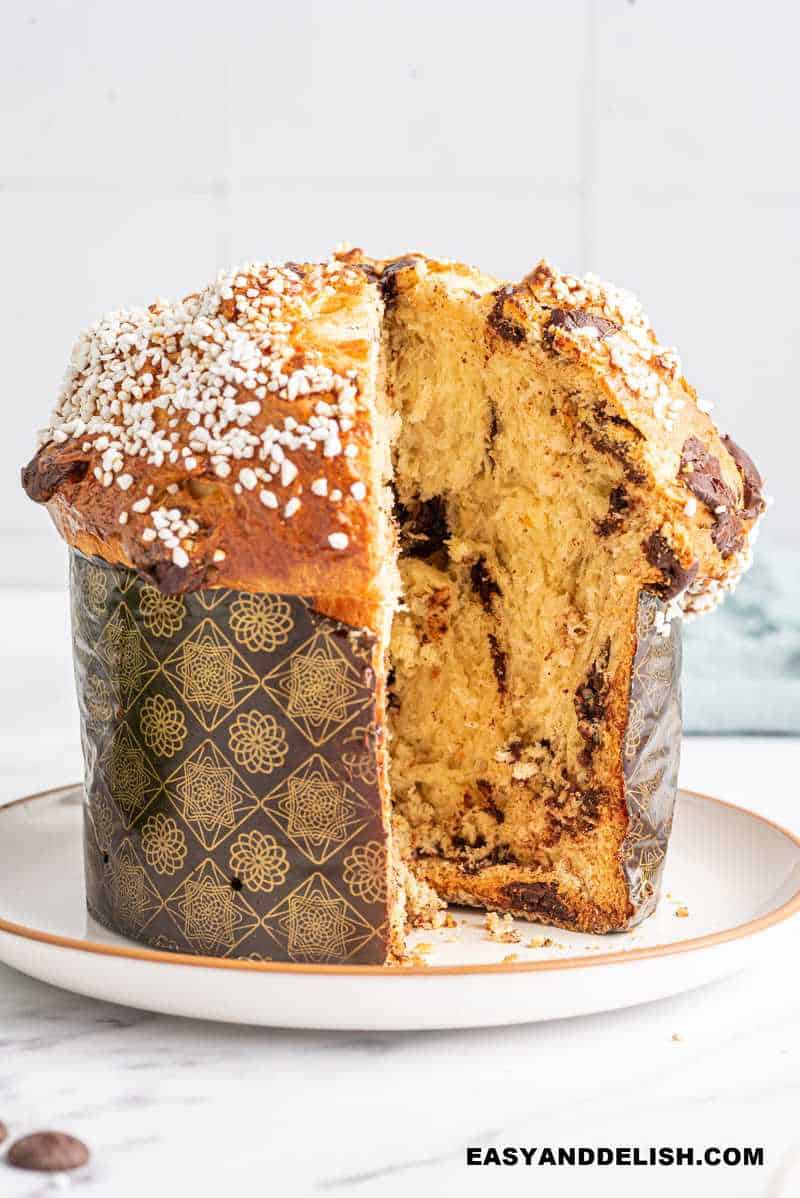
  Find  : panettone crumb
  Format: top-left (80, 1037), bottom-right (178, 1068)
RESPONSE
top-left (400, 947), bottom-right (432, 968)
top-left (484, 912), bottom-right (521, 944)
top-left (392, 831), bottom-right (447, 931)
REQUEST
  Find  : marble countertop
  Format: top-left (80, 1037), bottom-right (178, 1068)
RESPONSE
top-left (1, 589), bottom-right (799, 1197)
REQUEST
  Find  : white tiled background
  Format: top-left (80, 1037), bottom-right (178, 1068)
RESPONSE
top-left (2, 0), bottom-right (798, 586)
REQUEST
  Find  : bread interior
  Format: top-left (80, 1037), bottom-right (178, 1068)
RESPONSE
top-left (382, 273), bottom-right (656, 927)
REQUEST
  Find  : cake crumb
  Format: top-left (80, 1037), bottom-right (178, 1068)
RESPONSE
top-left (527, 935), bottom-right (547, 948)
top-left (501, 954), bottom-right (520, 963)
top-left (671, 1033), bottom-right (685, 1042)
top-left (484, 912), bottom-right (521, 943)
top-left (675, 906), bottom-right (689, 918)
top-left (402, 942), bottom-right (434, 967)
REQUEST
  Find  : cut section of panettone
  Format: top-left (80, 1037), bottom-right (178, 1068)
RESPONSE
top-left (377, 251), bottom-right (764, 933)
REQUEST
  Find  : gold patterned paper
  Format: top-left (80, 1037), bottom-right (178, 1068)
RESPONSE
top-left (71, 551), bottom-right (389, 964)
top-left (621, 592), bottom-right (682, 925)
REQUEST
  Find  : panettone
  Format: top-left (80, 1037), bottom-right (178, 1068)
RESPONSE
top-left (22, 248), bottom-right (765, 963)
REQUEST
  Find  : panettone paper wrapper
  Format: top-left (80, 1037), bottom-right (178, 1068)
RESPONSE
top-left (621, 591), bottom-right (682, 926)
top-left (71, 551), bottom-right (681, 960)
top-left (70, 550), bottom-right (391, 965)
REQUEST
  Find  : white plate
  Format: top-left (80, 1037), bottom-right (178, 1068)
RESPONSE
top-left (0, 785), bottom-right (798, 1030)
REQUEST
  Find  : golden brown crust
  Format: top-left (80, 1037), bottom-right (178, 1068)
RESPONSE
top-left (22, 256), bottom-right (387, 627)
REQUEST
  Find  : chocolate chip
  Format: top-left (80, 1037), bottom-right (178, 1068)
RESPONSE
top-left (352, 261), bottom-right (380, 284)
top-left (546, 307), bottom-right (620, 342)
top-left (581, 788), bottom-right (603, 822)
top-left (7, 1131), bottom-right (90, 1173)
top-left (476, 779), bottom-right (504, 822)
top-left (608, 485), bottom-right (629, 514)
top-left (480, 843), bottom-right (515, 869)
top-left (386, 665), bottom-right (400, 711)
top-left (500, 881), bottom-right (573, 924)
top-left (721, 434), bottom-right (765, 520)
top-left (680, 436), bottom-right (729, 506)
top-left (575, 642), bottom-right (610, 725)
top-left (470, 556), bottom-right (501, 613)
top-left (458, 842), bottom-right (515, 874)
top-left (380, 256), bottom-right (419, 303)
top-left (486, 400), bottom-right (500, 468)
top-left (680, 436), bottom-right (744, 556)
top-left (585, 428), bottom-right (646, 485)
top-left (487, 287), bottom-right (526, 344)
top-left (488, 632), bottom-right (507, 695)
top-left (711, 510), bottom-right (745, 557)
top-left (21, 450), bottom-right (88, 504)
top-left (644, 532), bottom-right (699, 600)
top-left (138, 557), bottom-right (209, 596)
top-left (398, 495), bottom-right (449, 559)
top-left (595, 484), bottom-right (630, 536)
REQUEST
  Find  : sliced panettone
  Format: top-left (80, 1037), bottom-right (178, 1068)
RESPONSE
top-left (22, 248), bottom-right (765, 958)
top-left (379, 253), bottom-right (763, 931)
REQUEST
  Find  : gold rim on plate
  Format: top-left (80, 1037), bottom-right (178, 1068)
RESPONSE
top-left (0, 784), bottom-right (798, 977)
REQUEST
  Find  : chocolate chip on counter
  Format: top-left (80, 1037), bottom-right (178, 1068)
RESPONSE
top-left (6, 1131), bottom-right (90, 1173)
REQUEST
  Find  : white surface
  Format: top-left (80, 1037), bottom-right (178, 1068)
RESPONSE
top-left (1, 0), bottom-right (799, 587)
top-left (4, 787), bottom-right (795, 1031)
top-left (1, 583), bottom-right (800, 1193)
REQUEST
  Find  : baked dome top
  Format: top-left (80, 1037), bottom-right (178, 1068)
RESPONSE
top-left (22, 253), bottom-right (387, 605)
top-left (22, 247), bottom-right (766, 618)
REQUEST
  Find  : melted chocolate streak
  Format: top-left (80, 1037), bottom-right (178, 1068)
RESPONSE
top-left (680, 436), bottom-right (744, 557)
top-left (21, 450), bottom-right (88, 504)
